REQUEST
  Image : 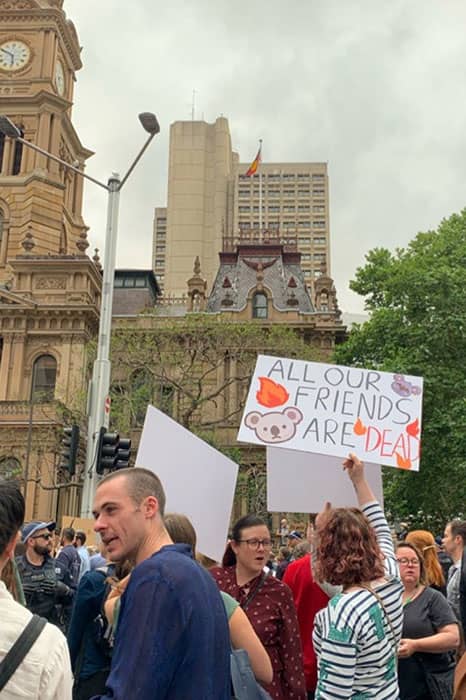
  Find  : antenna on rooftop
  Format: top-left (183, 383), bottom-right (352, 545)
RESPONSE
top-left (191, 89), bottom-right (196, 121)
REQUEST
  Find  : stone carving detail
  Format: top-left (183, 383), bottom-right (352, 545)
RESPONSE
top-left (36, 277), bottom-right (66, 290)
top-left (1, 1), bottom-right (35, 9)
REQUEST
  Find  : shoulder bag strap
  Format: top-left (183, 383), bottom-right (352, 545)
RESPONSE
top-left (0, 614), bottom-right (47, 692)
top-left (360, 584), bottom-right (397, 649)
top-left (241, 572), bottom-right (269, 611)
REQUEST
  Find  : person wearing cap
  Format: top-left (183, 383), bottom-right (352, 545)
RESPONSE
top-left (16, 520), bottom-right (72, 625)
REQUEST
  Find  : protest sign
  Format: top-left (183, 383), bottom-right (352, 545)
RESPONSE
top-left (238, 355), bottom-right (423, 471)
top-left (267, 447), bottom-right (383, 513)
top-left (136, 405), bottom-right (239, 562)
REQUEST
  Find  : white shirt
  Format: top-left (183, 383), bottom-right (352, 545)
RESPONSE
top-left (0, 581), bottom-right (73, 699)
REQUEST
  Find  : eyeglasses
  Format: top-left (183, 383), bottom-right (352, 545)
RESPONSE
top-left (397, 557), bottom-right (420, 566)
top-left (32, 533), bottom-right (53, 541)
top-left (237, 538), bottom-right (272, 550)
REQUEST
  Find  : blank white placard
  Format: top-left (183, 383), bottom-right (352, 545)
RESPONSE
top-left (136, 405), bottom-right (239, 562)
top-left (267, 447), bottom-right (383, 513)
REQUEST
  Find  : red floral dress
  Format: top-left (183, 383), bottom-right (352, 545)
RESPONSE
top-left (211, 565), bottom-right (307, 700)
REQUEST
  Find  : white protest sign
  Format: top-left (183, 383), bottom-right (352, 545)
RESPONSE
top-left (136, 405), bottom-right (238, 562)
top-left (267, 447), bottom-right (383, 513)
top-left (238, 355), bottom-right (423, 471)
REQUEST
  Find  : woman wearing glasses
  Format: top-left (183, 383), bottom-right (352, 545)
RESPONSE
top-left (396, 541), bottom-right (459, 700)
top-left (211, 514), bottom-right (307, 700)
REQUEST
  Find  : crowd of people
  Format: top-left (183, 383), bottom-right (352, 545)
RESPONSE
top-left (0, 453), bottom-right (465, 699)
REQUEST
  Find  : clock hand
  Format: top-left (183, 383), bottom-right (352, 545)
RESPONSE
top-left (1, 47), bottom-right (14, 58)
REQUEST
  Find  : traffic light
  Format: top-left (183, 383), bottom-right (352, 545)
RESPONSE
top-left (96, 427), bottom-right (119, 475)
top-left (95, 428), bottom-right (132, 474)
top-left (59, 424), bottom-right (80, 476)
top-left (115, 437), bottom-right (132, 470)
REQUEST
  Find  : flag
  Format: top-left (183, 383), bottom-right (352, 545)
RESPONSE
top-left (246, 144), bottom-right (261, 176)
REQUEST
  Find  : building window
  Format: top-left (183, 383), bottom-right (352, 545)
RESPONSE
top-left (298, 173), bottom-right (310, 179)
top-left (313, 236), bottom-right (326, 245)
top-left (298, 205), bottom-right (310, 211)
top-left (313, 189), bottom-right (325, 197)
top-left (0, 133), bottom-right (4, 173)
top-left (283, 173), bottom-right (295, 179)
top-left (299, 237), bottom-right (311, 244)
top-left (114, 276), bottom-right (124, 287)
top-left (12, 128), bottom-right (24, 176)
top-left (0, 456), bottom-right (21, 481)
top-left (267, 173), bottom-right (280, 179)
top-left (252, 292), bottom-right (268, 319)
top-left (313, 220), bottom-right (326, 228)
top-left (298, 221), bottom-right (311, 228)
top-left (130, 368), bottom-right (154, 427)
top-left (314, 253), bottom-right (326, 261)
top-left (239, 190), bottom-right (249, 197)
top-left (239, 206), bottom-right (250, 212)
top-left (312, 174), bottom-right (324, 180)
top-left (134, 277), bottom-right (147, 288)
top-left (32, 354), bottom-right (57, 401)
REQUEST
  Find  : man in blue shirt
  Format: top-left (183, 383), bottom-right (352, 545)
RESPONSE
top-left (92, 467), bottom-right (231, 700)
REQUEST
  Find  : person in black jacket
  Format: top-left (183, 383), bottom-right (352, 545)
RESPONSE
top-left (16, 520), bottom-right (72, 626)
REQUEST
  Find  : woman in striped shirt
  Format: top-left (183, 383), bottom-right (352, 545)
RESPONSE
top-left (312, 454), bottom-right (403, 699)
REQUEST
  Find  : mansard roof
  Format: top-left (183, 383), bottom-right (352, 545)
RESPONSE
top-left (206, 244), bottom-right (315, 314)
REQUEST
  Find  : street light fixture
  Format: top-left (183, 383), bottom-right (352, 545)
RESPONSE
top-left (0, 113), bottom-right (160, 517)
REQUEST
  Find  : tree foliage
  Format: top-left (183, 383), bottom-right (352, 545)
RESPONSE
top-left (335, 210), bottom-right (466, 530)
top-left (110, 314), bottom-right (322, 433)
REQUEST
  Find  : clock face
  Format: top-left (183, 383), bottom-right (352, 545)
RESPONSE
top-left (55, 60), bottom-right (65, 96)
top-left (0, 40), bottom-right (31, 72)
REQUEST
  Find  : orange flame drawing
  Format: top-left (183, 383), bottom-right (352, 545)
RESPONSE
top-left (256, 377), bottom-right (289, 408)
top-left (406, 418), bottom-right (420, 438)
top-left (353, 417), bottom-right (367, 436)
top-left (396, 453), bottom-right (412, 470)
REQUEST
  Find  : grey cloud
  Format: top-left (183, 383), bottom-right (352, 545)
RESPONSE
top-left (65, 0), bottom-right (466, 312)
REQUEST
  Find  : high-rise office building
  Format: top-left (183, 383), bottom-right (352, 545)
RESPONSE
top-left (153, 117), bottom-right (331, 297)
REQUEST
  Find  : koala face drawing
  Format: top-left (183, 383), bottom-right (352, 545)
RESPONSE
top-left (244, 407), bottom-right (303, 444)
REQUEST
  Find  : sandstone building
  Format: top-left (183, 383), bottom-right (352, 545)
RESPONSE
top-left (0, 0), bottom-right (100, 520)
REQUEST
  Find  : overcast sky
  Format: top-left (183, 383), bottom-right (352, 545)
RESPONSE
top-left (65, 0), bottom-right (466, 314)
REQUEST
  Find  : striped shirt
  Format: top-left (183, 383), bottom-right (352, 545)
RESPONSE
top-left (313, 501), bottom-right (403, 699)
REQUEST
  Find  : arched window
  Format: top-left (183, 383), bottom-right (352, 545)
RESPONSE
top-left (130, 368), bottom-right (154, 427)
top-left (31, 354), bottom-right (57, 401)
top-left (252, 292), bottom-right (268, 319)
top-left (0, 456), bottom-right (21, 481)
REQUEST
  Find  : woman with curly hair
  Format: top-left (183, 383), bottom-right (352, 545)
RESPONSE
top-left (312, 453), bottom-right (403, 699)
top-left (405, 529), bottom-right (446, 594)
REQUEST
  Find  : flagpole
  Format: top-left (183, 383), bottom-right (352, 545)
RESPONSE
top-left (259, 139), bottom-right (263, 234)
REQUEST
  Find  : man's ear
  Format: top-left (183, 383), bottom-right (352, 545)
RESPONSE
top-left (142, 495), bottom-right (159, 519)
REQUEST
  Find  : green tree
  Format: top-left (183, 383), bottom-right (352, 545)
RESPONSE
top-left (335, 210), bottom-right (466, 530)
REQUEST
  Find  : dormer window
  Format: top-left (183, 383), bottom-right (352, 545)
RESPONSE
top-left (252, 292), bottom-right (268, 319)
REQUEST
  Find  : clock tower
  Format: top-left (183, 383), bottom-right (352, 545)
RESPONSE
top-left (0, 0), bottom-right (101, 520)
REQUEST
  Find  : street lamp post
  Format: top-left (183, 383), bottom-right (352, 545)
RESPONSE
top-left (0, 113), bottom-right (160, 518)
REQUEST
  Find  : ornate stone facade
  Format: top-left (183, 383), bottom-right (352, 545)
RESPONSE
top-left (0, 1), bottom-right (101, 520)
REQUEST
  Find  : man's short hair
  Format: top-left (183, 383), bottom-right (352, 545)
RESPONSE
top-left (0, 482), bottom-right (25, 557)
top-left (450, 519), bottom-right (466, 544)
top-left (75, 530), bottom-right (86, 546)
top-left (62, 527), bottom-right (75, 543)
top-left (98, 468), bottom-right (166, 516)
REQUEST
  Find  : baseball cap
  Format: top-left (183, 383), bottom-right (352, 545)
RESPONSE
top-left (288, 530), bottom-right (303, 540)
top-left (22, 521), bottom-right (56, 543)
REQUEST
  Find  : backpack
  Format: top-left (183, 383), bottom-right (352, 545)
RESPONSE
top-left (230, 648), bottom-right (272, 700)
